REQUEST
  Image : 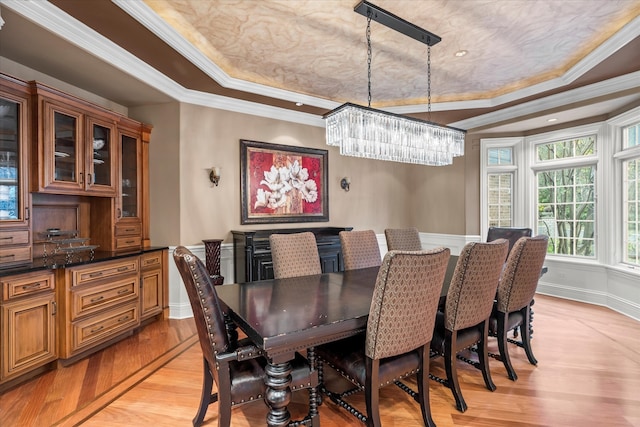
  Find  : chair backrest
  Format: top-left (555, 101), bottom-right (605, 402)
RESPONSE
top-left (173, 246), bottom-right (229, 384)
top-left (366, 247), bottom-right (450, 360)
top-left (496, 235), bottom-right (549, 313)
top-left (270, 232), bottom-right (322, 279)
top-left (445, 239), bottom-right (509, 332)
top-left (384, 227), bottom-right (422, 251)
top-left (340, 230), bottom-right (382, 270)
top-left (486, 226), bottom-right (532, 256)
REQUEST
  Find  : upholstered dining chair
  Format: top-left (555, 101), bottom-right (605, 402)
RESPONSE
top-left (340, 229), bottom-right (382, 270)
top-left (318, 247), bottom-right (451, 427)
top-left (429, 239), bottom-right (509, 413)
top-left (489, 235), bottom-right (549, 381)
top-left (173, 246), bottom-right (318, 427)
top-left (384, 227), bottom-right (422, 251)
top-left (486, 226), bottom-right (532, 258)
top-left (270, 232), bottom-right (322, 279)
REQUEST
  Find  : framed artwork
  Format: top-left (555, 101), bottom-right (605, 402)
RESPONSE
top-left (240, 139), bottom-right (329, 224)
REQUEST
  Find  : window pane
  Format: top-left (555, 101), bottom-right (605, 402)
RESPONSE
top-left (624, 122), bottom-right (639, 148)
top-left (537, 135), bottom-right (596, 161)
top-left (487, 172), bottom-right (512, 227)
top-left (488, 147), bottom-right (513, 165)
top-left (536, 165), bottom-right (596, 258)
top-left (623, 158), bottom-right (640, 265)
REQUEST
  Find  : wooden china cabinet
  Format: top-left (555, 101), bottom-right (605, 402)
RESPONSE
top-left (0, 75), bottom-right (32, 267)
top-left (0, 73), bottom-right (165, 389)
top-left (31, 81), bottom-right (117, 197)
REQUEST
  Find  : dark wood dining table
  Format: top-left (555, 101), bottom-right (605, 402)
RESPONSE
top-left (215, 256), bottom-right (458, 427)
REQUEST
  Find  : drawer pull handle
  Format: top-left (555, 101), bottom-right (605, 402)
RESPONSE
top-left (125, 228), bottom-right (136, 232)
top-left (90, 325), bottom-right (104, 333)
top-left (0, 254), bottom-right (15, 259)
top-left (126, 240), bottom-right (135, 244)
top-left (118, 315), bottom-right (130, 323)
top-left (0, 236), bottom-right (13, 240)
top-left (117, 289), bottom-right (129, 295)
top-left (90, 295), bottom-right (104, 303)
top-left (22, 282), bottom-right (43, 290)
top-left (89, 272), bottom-right (103, 278)
top-left (117, 266), bottom-right (129, 272)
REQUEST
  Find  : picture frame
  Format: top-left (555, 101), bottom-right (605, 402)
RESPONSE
top-left (240, 139), bottom-right (329, 224)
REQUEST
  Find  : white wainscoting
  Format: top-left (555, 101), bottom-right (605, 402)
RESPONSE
top-left (167, 233), bottom-right (640, 322)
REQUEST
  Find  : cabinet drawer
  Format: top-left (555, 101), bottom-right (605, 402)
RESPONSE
top-left (140, 251), bottom-right (162, 270)
top-left (2, 271), bottom-right (55, 301)
top-left (115, 223), bottom-right (141, 236)
top-left (0, 246), bottom-right (32, 266)
top-left (71, 301), bottom-right (139, 354)
top-left (0, 230), bottom-right (30, 246)
top-left (115, 236), bottom-right (142, 250)
top-left (70, 258), bottom-right (139, 287)
top-left (71, 276), bottom-right (139, 320)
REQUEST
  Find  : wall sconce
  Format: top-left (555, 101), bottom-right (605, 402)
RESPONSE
top-left (209, 166), bottom-right (221, 186)
top-left (340, 177), bottom-right (350, 192)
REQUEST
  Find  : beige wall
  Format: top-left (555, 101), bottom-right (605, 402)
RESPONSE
top-left (131, 102), bottom-right (470, 246)
top-left (4, 57), bottom-right (474, 246)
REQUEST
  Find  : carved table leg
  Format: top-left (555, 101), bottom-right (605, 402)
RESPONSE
top-left (265, 361), bottom-right (292, 427)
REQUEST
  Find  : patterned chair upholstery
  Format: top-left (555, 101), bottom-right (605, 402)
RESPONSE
top-left (489, 235), bottom-right (549, 380)
top-left (270, 232), bottom-right (322, 279)
top-left (318, 248), bottom-right (451, 427)
top-left (430, 239), bottom-right (509, 413)
top-left (173, 246), bottom-right (318, 427)
top-left (340, 229), bottom-right (382, 270)
top-left (486, 226), bottom-right (532, 259)
top-left (384, 227), bottom-right (422, 251)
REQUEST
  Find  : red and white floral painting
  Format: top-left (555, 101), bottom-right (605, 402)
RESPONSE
top-left (241, 140), bottom-right (329, 224)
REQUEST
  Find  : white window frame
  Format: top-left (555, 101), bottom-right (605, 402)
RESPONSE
top-left (480, 138), bottom-right (523, 240)
top-left (608, 106), bottom-right (640, 269)
top-left (481, 123), bottom-right (605, 263)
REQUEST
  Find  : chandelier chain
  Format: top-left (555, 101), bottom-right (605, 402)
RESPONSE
top-left (427, 44), bottom-right (432, 120)
top-left (366, 12), bottom-right (372, 108)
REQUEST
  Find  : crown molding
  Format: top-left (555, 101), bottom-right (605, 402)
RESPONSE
top-left (448, 71), bottom-right (640, 131)
top-left (113, 0), bottom-right (338, 110)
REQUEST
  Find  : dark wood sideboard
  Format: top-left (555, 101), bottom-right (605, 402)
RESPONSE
top-left (231, 227), bottom-right (352, 282)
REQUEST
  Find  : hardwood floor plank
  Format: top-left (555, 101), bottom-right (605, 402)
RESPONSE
top-left (1, 295), bottom-right (639, 426)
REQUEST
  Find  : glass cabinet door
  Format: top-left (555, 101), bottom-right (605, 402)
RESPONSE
top-left (120, 133), bottom-right (139, 219)
top-left (53, 110), bottom-right (79, 184)
top-left (0, 97), bottom-right (24, 223)
top-left (91, 122), bottom-right (112, 187)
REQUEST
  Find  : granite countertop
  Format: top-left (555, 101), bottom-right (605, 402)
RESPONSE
top-left (0, 246), bottom-right (168, 277)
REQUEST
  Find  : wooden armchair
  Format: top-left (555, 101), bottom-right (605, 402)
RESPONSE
top-left (173, 246), bottom-right (318, 427)
top-left (429, 239), bottom-right (509, 412)
top-left (318, 248), bottom-right (451, 427)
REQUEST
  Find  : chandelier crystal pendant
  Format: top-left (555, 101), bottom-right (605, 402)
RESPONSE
top-left (323, 0), bottom-right (466, 166)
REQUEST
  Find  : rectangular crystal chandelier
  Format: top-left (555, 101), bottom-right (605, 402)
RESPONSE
top-left (323, 1), bottom-right (466, 166)
top-left (324, 103), bottom-right (465, 166)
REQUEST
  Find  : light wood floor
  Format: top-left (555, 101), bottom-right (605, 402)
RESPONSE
top-left (1, 294), bottom-right (639, 426)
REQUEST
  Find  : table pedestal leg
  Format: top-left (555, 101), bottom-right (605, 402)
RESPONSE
top-left (265, 361), bottom-right (292, 427)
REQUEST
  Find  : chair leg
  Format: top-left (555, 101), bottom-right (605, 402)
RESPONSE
top-left (445, 330), bottom-right (467, 412)
top-left (417, 345), bottom-right (436, 427)
top-left (520, 306), bottom-right (538, 366)
top-left (364, 358), bottom-right (381, 427)
top-left (194, 358), bottom-right (218, 427)
top-left (497, 312), bottom-right (518, 381)
top-left (478, 321), bottom-right (497, 392)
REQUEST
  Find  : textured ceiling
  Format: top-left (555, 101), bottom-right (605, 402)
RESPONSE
top-left (142, 0), bottom-right (640, 107)
top-left (1, 0), bottom-right (640, 132)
